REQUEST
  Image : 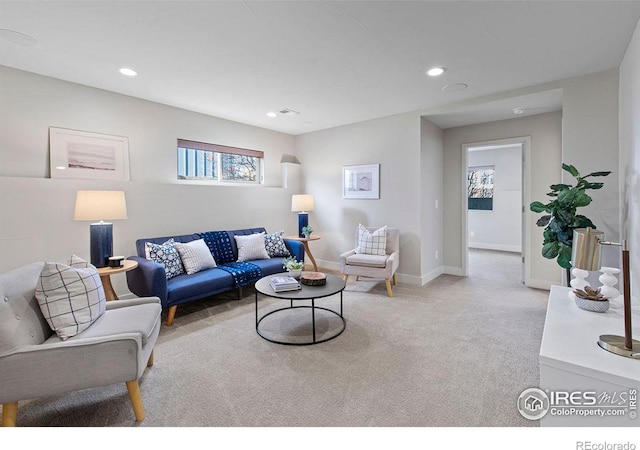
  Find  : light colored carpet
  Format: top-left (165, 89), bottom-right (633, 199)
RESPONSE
top-left (8, 250), bottom-right (550, 427)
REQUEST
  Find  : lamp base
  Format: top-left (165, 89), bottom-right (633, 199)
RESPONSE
top-left (90, 223), bottom-right (113, 268)
top-left (597, 334), bottom-right (640, 359)
top-left (297, 212), bottom-right (308, 238)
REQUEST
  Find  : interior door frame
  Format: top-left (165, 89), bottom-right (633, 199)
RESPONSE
top-left (461, 136), bottom-right (532, 286)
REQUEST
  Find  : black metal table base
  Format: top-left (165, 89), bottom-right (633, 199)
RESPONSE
top-left (255, 294), bottom-right (345, 346)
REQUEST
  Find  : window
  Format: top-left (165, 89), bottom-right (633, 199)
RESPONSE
top-left (177, 139), bottom-right (263, 183)
top-left (468, 166), bottom-right (494, 210)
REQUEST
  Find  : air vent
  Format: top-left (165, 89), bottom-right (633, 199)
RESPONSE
top-left (277, 108), bottom-right (300, 116)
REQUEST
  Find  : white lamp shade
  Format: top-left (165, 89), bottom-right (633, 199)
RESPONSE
top-left (291, 194), bottom-right (315, 212)
top-left (74, 191), bottom-right (128, 221)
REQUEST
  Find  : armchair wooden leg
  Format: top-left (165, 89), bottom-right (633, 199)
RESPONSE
top-left (385, 279), bottom-right (394, 298)
top-left (2, 402), bottom-right (18, 427)
top-left (343, 275), bottom-right (348, 282)
top-left (166, 305), bottom-right (177, 326)
top-left (393, 274), bottom-right (397, 285)
top-left (126, 380), bottom-right (145, 422)
top-left (147, 350), bottom-right (154, 367)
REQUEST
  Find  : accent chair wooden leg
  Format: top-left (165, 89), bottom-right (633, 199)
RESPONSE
top-left (126, 380), bottom-right (145, 422)
top-left (343, 275), bottom-right (348, 282)
top-left (147, 350), bottom-right (154, 367)
top-left (393, 274), bottom-right (397, 285)
top-left (166, 305), bottom-right (177, 326)
top-left (2, 402), bottom-right (18, 427)
top-left (385, 279), bottom-right (394, 297)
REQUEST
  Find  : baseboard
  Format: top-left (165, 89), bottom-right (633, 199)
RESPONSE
top-left (469, 243), bottom-right (522, 253)
top-left (421, 266), bottom-right (444, 285)
top-left (315, 258), bottom-right (422, 286)
top-left (443, 266), bottom-right (464, 276)
top-left (525, 278), bottom-right (554, 290)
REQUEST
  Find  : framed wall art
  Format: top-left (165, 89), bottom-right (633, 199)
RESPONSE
top-left (342, 163), bottom-right (380, 199)
top-left (49, 127), bottom-right (130, 180)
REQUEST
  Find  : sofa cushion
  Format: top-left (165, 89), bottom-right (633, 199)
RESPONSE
top-left (355, 224), bottom-right (387, 256)
top-left (145, 239), bottom-right (185, 279)
top-left (264, 230), bottom-right (291, 257)
top-left (250, 258), bottom-right (291, 276)
top-left (35, 255), bottom-right (106, 340)
top-left (175, 239), bottom-right (217, 275)
top-left (167, 269), bottom-right (235, 304)
top-left (234, 233), bottom-right (270, 262)
top-left (346, 253), bottom-right (388, 268)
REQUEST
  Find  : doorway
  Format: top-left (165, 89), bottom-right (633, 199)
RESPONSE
top-left (462, 137), bottom-right (532, 285)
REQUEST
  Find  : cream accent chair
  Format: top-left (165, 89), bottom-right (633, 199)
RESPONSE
top-left (0, 262), bottom-right (161, 427)
top-left (340, 227), bottom-right (400, 297)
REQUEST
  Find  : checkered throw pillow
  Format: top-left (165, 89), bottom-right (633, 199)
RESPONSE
top-left (35, 255), bottom-right (106, 340)
top-left (355, 224), bottom-right (388, 256)
top-left (174, 239), bottom-right (217, 275)
top-left (234, 232), bottom-right (270, 262)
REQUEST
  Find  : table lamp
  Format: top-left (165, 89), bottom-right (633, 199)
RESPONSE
top-left (74, 191), bottom-right (128, 268)
top-left (291, 194), bottom-right (314, 238)
top-left (571, 227), bottom-right (639, 359)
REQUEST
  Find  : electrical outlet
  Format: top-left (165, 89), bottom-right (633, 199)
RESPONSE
top-left (435, 250), bottom-right (439, 260)
top-left (470, 231), bottom-right (475, 237)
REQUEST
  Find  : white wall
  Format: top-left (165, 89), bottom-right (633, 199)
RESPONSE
top-left (619, 19), bottom-right (640, 296)
top-left (443, 112), bottom-right (562, 287)
top-left (467, 146), bottom-right (522, 253)
top-left (294, 112), bottom-right (424, 283)
top-left (0, 66), bottom-right (299, 293)
top-left (420, 118), bottom-right (444, 283)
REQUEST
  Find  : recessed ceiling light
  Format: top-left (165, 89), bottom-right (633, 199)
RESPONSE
top-left (0, 29), bottom-right (38, 47)
top-left (512, 107), bottom-right (525, 115)
top-left (119, 68), bottom-right (138, 77)
top-left (442, 83), bottom-right (468, 92)
top-left (427, 67), bottom-right (445, 77)
top-left (266, 112), bottom-right (277, 118)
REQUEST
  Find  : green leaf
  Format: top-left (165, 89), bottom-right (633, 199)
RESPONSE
top-left (562, 163), bottom-right (580, 177)
top-left (546, 192), bottom-right (559, 197)
top-left (573, 191), bottom-right (592, 207)
top-left (557, 188), bottom-right (577, 207)
top-left (559, 243), bottom-right (573, 260)
top-left (542, 241), bottom-right (559, 259)
top-left (530, 201), bottom-right (547, 213)
top-left (583, 182), bottom-right (604, 190)
top-left (573, 215), bottom-right (595, 228)
top-left (557, 254), bottom-right (572, 269)
top-left (584, 171), bottom-right (611, 177)
top-left (536, 215), bottom-right (551, 227)
top-left (550, 184), bottom-right (571, 191)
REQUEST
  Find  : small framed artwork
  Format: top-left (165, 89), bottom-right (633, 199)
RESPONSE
top-left (342, 163), bottom-right (380, 199)
top-left (49, 127), bottom-right (130, 180)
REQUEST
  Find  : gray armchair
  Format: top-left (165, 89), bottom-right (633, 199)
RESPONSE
top-left (340, 227), bottom-right (400, 297)
top-left (0, 262), bottom-right (161, 426)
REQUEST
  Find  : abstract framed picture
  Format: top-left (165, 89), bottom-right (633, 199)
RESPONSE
top-left (49, 127), bottom-right (130, 180)
top-left (342, 163), bottom-right (380, 199)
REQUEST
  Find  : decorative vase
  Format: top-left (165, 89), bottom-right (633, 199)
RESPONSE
top-left (598, 266), bottom-right (621, 300)
top-left (569, 268), bottom-right (589, 290)
top-left (574, 296), bottom-right (610, 313)
top-left (288, 269), bottom-right (302, 279)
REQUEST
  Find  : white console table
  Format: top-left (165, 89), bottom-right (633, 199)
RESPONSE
top-left (539, 285), bottom-right (640, 427)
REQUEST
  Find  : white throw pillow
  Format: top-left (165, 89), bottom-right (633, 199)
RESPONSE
top-left (175, 239), bottom-right (217, 275)
top-left (234, 232), bottom-right (270, 262)
top-left (355, 224), bottom-right (388, 256)
top-left (35, 255), bottom-right (106, 340)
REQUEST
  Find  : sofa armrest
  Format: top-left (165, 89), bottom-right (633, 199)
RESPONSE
top-left (283, 239), bottom-right (305, 262)
top-left (125, 256), bottom-right (168, 306)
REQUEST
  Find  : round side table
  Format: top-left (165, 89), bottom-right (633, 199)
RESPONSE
top-left (97, 260), bottom-right (138, 300)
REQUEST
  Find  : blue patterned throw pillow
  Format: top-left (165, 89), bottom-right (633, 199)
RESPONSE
top-left (264, 230), bottom-right (291, 257)
top-left (145, 238), bottom-right (185, 279)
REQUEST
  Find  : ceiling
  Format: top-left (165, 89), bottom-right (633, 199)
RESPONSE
top-left (1, 1), bottom-right (640, 135)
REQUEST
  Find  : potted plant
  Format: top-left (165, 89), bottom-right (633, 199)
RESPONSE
top-left (302, 225), bottom-right (313, 238)
top-left (572, 285), bottom-right (610, 313)
top-left (530, 163), bottom-right (610, 285)
top-left (283, 257), bottom-right (304, 278)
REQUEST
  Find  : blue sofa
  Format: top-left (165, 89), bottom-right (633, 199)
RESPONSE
top-left (126, 227), bottom-right (304, 326)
